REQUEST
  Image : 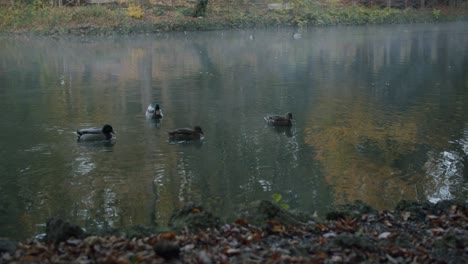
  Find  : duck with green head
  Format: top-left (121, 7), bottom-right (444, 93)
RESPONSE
top-left (145, 103), bottom-right (163, 119)
top-left (75, 124), bottom-right (115, 141)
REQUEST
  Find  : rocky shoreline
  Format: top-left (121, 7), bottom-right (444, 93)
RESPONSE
top-left (1, 199), bottom-right (467, 263)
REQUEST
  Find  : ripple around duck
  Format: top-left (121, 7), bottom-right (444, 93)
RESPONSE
top-left (23, 144), bottom-right (52, 154)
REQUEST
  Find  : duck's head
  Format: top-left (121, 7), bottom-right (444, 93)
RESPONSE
top-left (155, 104), bottom-right (160, 111)
top-left (194, 126), bottom-right (204, 135)
top-left (102, 124), bottom-right (115, 134)
top-left (286, 113), bottom-right (293, 120)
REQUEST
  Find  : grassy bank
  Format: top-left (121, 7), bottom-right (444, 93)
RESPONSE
top-left (0, 1), bottom-right (467, 35)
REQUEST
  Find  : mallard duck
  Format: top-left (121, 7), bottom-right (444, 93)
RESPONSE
top-left (168, 126), bottom-right (204, 141)
top-left (264, 113), bottom-right (293, 126)
top-left (76, 124), bottom-right (115, 141)
top-left (145, 103), bottom-right (163, 119)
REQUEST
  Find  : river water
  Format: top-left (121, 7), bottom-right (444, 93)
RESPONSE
top-left (0, 22), bottom-right (467, 239)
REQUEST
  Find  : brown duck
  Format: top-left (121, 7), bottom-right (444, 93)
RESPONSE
top-left (264, 113), bottom-right (293, 126)
top-left (168, 126), bottom-right (204, 141)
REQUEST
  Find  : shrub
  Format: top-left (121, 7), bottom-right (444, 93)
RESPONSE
top-left (127, 4), bottom-right (144, 19)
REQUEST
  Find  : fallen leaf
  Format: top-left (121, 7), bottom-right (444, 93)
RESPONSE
top-left (402, 212), bottom-right (411, 221)
top-left (378, 232), bottom-right (391, 239)
top-left (159, 232), bottom-right (177, 241)
top-left (427, 215), bottom-right (438, 219)
top-left (226, 248), bottom-right (241, 256)
top-left (384, 220), bottom-right (393, 227)
top-left (316, 223), bottom-right (328, 232)
top-left (430, 227), bottom-right (445, 234)
top-left (322, 232), bottom-right (336, 238)
top-left (234, 218), bottom-right (248, 226)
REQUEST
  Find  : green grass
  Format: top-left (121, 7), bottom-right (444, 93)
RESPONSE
top-left (0, 3), bottom-right (466, 35)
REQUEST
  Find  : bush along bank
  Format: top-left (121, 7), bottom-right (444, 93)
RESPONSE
top-left (0, 199), bottom-right (467, 262)
top-left (0, 2), bottom-right (467, 35)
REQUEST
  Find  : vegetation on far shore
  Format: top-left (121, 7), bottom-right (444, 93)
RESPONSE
top-left (0, 0), bottom-right (467, 35)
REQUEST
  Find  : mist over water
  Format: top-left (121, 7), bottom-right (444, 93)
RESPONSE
top-left (0, 22), bottom-right (467, 239)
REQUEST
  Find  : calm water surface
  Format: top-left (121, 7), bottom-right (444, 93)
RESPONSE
top-left (0, 22), bottom-right (467, 239)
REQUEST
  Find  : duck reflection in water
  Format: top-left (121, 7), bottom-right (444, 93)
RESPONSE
top-left (146, 117), bottom-right (162, 128)
top-left (273, 126), bottom-right (293, 138)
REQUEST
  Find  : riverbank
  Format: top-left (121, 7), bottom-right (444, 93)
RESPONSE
top-left (1, 2), bottom-right (467, 35)
top-left (1, 199), bottom-right (466, 263)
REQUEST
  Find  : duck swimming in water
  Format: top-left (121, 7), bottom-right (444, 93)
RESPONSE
top-left (75, 124), bottom-right (115, 141)
top-left (264, 113), bottom-right (293, 126)
top-left (145, 103), bottom-right (163, 119)
top-left (168, 126), bottom-right (204, 141)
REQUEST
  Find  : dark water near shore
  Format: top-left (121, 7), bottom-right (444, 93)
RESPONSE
top-left (0, 22), bottom-right (467, 239)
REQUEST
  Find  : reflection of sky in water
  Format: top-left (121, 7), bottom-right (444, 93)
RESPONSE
top-left (258, 179), bottom-right (272, 192)
top-left (284, 128), bottom-right (299, 168)
top-left (177, 157), bottom-right (193, 203)
top-left (425, 125), bottom-right (468, 203)
top-left (74, 156), bottom-right (96, 176)
top-left (103, 188), bottom-right (118, 227)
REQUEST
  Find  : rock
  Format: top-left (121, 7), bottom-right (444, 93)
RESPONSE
top-left (154, 241), bottom-right (180, 260)
top-left (327, 200), bottom-right (378, 220)
top-left (197, 250), bottom-right (213, 264)
top-left (45, 218), bottom-right (85, 244)
top-left (330, 233), bottom-right (378, 251)
top-left (169, 203), bottom-right (221, 232)
top-left (238, 200), bottom-right (305, 227)
top-left (395, 199), bottom-right (467, 222)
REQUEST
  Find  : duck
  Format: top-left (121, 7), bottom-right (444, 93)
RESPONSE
top-left (264, 113), bottom-right (293, 126)
top-left (145, 103), bottom-right (163, 119)
top-left (168, 126), bottom-right (204, 141)
top-left (76, 124), bottom-right (115, 141)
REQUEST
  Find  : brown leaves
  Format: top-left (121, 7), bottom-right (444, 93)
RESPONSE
top-left (159, 232), bottom-right (177, 241)
top-left (4, 201), bottom-right (467, 263)
top-left (267, 220), bottom-right (286, 234)
top-left (234, 218), bottom-right (249, 226)
top-left (315, 223), bottom-right (329, 232)
top-left (334, 217), bottom-right (360, 233)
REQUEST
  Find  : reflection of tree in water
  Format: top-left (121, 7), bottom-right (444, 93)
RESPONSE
top-left (305, 92), bottom-right (468, 210)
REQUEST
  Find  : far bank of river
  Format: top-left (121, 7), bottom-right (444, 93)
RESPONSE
top-left (1, 3), bottom-right (467, 35)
